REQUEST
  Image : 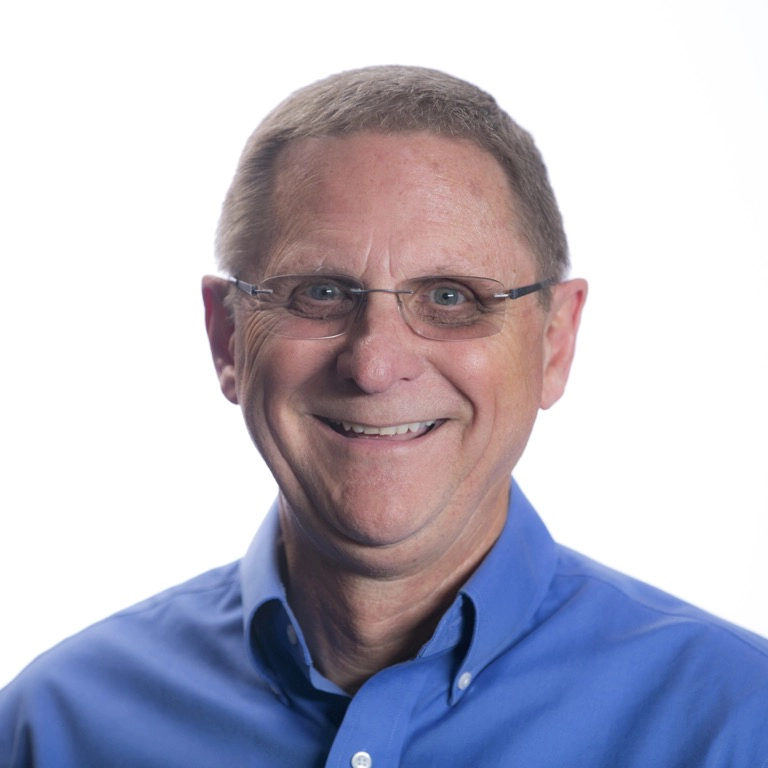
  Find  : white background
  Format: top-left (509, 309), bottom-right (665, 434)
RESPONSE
top-left (1, 0), bottom-right (766, 688)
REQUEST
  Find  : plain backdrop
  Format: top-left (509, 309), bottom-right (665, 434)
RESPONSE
top-left (1, 0), bottom-right (766, 688)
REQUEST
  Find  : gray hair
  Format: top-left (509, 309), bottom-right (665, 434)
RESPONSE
top-left (216, 65), bottom-right (569, 287)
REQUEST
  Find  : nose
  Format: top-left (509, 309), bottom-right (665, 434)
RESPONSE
top-left (335, 292), bottom-right (426, 393)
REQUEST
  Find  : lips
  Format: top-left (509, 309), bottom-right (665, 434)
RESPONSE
top-left (324, 418), bottom-right (438, 438)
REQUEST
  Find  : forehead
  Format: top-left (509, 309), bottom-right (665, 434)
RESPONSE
top-left (264, 131), bottom-right (534, 278)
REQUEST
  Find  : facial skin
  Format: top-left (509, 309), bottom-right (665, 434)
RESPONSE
top-left (204, 132), bottom-right (586, 582)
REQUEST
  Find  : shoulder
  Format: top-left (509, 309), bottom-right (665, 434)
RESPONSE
top-left (0, 561), bottom-right (250, 766)
top-left (12, 560), bottom-right (243, 682)
top-left (552, 544), bottom-right (768, 658)
top-left (107, 559), bottom-right (243, 627)
top-left (471, 544), bottom-right (768, 762)
top-left (535, 545), bottom-right (768, 754)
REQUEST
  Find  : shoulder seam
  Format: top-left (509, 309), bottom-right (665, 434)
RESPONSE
top-left (97, 562), bottom-right (241, 622)
top-left (553, 562), bottom-right (768, 660)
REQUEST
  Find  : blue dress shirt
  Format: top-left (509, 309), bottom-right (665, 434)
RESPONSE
top-left (2, 482), bottom-right (768, 766)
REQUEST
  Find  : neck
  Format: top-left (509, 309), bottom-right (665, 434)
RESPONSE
top-left (279, 496), bottom-right (506, 694)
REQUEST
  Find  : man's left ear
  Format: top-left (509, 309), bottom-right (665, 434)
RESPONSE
top-left (540, 278), bottom-right (588, 410)
top-left (202, 275), bottom-right (239, 405)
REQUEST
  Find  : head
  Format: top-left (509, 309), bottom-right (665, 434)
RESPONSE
top-left (204, 67), bottom-right (586, 579)
top-left (215, 66), bottom-right (569, 298)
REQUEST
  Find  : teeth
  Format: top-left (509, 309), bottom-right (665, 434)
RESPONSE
top-left (339, 420), bottom-right (436, 436)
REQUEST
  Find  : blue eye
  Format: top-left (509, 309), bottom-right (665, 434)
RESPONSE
top-left (307, 282), bottom-right (344, 301)
top-left (282, 277), bottom-right (358, 320)
top-left (428, 285), bottom-right (467, 306)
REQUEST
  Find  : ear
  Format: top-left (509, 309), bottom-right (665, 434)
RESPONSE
top-left (202, 275), bottom-right (239, 404)
top-left (540, 278), bottom-right (588, 410)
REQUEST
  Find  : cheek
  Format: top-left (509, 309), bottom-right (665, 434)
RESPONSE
top-left (451, 330), bottom-right (545, 426)
top-left (233, 313), bottom-right (282, 421)
top-left (234, 315), bottom-right (333, 436)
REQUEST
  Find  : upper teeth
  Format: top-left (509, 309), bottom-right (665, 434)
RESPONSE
top-left (339, 420), bottom-right (436, 436)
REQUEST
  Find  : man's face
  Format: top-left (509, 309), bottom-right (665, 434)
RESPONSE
top-left (208, 132), bottom-right (584, 574)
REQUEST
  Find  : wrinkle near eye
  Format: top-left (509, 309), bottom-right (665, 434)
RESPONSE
top-left (239, 310), bottom-right (282, 352)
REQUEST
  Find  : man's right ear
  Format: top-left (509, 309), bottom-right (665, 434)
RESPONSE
top-left (202, 276), bottom-right (238, 404)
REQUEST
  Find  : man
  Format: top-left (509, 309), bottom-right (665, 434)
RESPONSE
top-left (1, 66), bottom-right (766, 766)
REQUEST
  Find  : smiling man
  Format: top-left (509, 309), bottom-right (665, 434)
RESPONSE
top-left (2, 66), bottom-right (767, 767)
top-left (206, 127), bottom-right (580, 695)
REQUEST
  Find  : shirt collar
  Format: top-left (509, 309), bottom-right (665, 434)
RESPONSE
top-left (448, 480), bottom-right (558, 702)
top-left (240, 481), bottom-right (558, 699)
top-left (240, 500), bottom-right (346, 698)
top-left (240, 498), bottom-right (284, 622)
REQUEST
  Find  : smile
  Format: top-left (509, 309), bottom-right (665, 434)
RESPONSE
top-left (325, 419), bottom-right (438, 438)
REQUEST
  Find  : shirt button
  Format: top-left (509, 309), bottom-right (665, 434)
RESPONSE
top-left (286, 624), bottom-right (298, 645)
top-left (351, 751), bottom-right (372, 768)
top-left (458, 672), bottom-right (473, 690)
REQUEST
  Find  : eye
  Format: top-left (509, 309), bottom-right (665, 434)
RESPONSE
top-left (427, 284), bottom-right (469, 306)
top-left (306, 281), bottom-right (346, 301)
top-left (280, 276), bottom-right (358, 320)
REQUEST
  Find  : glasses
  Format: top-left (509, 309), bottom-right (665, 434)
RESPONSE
top-left (231, 273), bottom-right (555, 341)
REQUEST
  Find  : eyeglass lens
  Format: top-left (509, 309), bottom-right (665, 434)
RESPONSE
top-left (251, 274), bottom-right (508, 340)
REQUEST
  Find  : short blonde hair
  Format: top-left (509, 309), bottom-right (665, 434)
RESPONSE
top-left (216, 65), bottom-right (569, 287)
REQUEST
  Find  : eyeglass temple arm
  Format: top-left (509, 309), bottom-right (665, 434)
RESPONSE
top-left (495, 279), bottom-right (557, 301)
top-left (230, 277), bottom-right (273, 296)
